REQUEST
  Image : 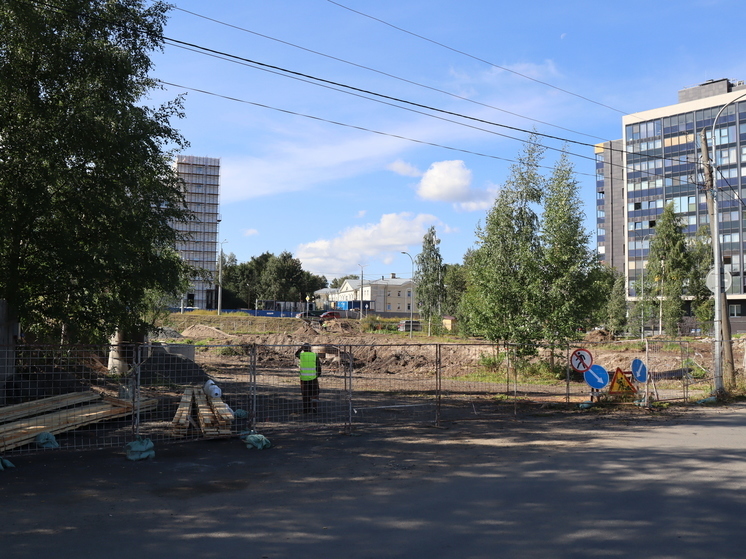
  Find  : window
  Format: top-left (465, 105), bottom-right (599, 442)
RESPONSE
top-left (729, 305), bottom-right (742, 317)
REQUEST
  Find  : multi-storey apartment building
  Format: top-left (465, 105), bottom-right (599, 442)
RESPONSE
top-left (596, 79), bottom-right (746, 330)
top-left (173, 155), bottom-right (220, 310)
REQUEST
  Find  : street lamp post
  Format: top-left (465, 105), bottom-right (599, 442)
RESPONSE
top-left (358, 264), bottom-right (367, 320)
top-left (401, 251), bottom-right (414, 338)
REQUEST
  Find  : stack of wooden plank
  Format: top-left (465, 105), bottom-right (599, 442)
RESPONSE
top-left (171, 386), bottom-right (234, 438)
top-left (0, 391), bottom-right (158, 453)
top-left (171, 387), bottom-right (197, 437)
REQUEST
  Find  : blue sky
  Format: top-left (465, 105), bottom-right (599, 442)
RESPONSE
top-left (148, 0), bottom-right (746, 282)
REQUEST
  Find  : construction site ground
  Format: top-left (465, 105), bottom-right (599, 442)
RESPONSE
top-left (3, 400), bottom-right (746, 558)
top-left (163, 314), bottom-right (743, 388)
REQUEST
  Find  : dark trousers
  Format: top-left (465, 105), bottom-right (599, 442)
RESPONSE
top-left (301, 378), bottom-right (319, 413)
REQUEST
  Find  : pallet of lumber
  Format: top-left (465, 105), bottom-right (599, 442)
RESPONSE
top-left (170, 386), bottom-right (234, 438)
top-left (194, 389), bottom-right (233, 437)
top-left (0, 394), bottom-right (158, 453)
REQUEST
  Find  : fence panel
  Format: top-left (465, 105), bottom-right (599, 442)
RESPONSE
top-left (0, 343), bottom-right (252, 455)
top-left (577, 340), bottom-right (713, 404)
top-left (250, 344), bottom-right (351, 430)
top-left (347, 344), bottom-right (438, 426)
top-left (0, 338), bottom-right (720, 456)
top-left (1, 344), bottom-right (136, 454)
top-left (136, 342), bottom-right (251, 443)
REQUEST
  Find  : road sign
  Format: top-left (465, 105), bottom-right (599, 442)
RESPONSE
top-left (570, 348), bottom-right (593, 373)
top-left (631, 358), bottom-right (648, 383)
top-left (706, 267), bottom-right (732, 293)
top-left (584, 364), bottom-right (609, 390)
top-left (609, 368), bottom-right (638, 394)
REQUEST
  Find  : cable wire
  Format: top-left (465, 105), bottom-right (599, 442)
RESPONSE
top-left (327, 0), bottom-right (633, 116)
top-left (173, 5), bottom-right (610, 143)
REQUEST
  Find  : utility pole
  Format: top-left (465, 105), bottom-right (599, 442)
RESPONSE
top-left (358, 264), bottom-right (367, 320)
top-left (701, 130), bottom-right (733, 392)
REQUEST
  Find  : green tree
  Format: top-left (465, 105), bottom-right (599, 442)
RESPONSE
top-left (414, 226), bottom-right (444, 333)
top-left (0, 0), bottom-right (192, 342)
top-left (539, 151), bottom-right (603, 343)
top-left (605, 268), bottom-right (628, 337)
top-left (442, 262), bottom-right (467, 318)
top-left (688, 226), bottom-right (714, 335)
top-left (258, 251), bottom-right (325, 303)
top-left (462, 135), bottom-right (544, 349)
top-left (646, 203), bottom-right (691, 336)
top-left (330, 275), bottom-right (358, 289)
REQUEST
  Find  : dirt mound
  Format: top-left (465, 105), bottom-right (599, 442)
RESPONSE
top-left (181, 324), bottom-right (233, 339)
top-left (323, 320), bottom-right (357, 333)
top-left (293, 321), bottom-right (320, 337)
top-left (585, 329), bottom-right (613, 343)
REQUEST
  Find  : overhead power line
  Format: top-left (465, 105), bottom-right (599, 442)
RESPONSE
top-left (327, 0), bottom-right (632, 116)
top-left (165, 41), bottom-right (599, 165)
top-left (24, 0), bottom-right (661, 178)
top-left (173, 5), bottom-right (609, 143)
top-left (158, 80), bottom-right (596, 175)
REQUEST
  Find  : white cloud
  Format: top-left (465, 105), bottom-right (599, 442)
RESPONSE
top-left (356, 210), bottom-right (367, 218)
top-left (417, 160), bottom-right (473, 202)
top-left (242, 228), bottom-right (259, 237)
top-left (416, 160), bottom-right (497, 211)
top-left (387, 159), bottom-right (422, 177)
top-left (297, 212), bottom-right (442, 276)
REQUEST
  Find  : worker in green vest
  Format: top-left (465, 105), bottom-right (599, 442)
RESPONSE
top-left (294, 343), bottom-right (321, 413)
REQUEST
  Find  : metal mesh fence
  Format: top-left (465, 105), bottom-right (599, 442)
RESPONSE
top-left (347, 344), bottom-right (438, 425)
top-left (0, 339), bottom-right (716, 455)
top-left (250, 343), bottom-right (351, 430)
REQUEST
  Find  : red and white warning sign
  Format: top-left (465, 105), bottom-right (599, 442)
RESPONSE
top-left (570, 348), bottom-right (593, 373)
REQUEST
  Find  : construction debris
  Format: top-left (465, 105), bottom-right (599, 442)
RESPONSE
top-left (0, 390), bottom-right (157, 453)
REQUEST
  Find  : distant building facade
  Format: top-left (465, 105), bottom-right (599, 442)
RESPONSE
top-left (596, 79), bottom-right (746, 330)
top-left (318, 274), bottom-right (417, 317)
top-left (173, 155), bottom-right (221, 310)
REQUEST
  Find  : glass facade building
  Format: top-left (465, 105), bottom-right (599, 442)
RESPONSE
top-left (173, 155), bottom-right (221, 310)
top-left (597, 79), bottom-right (746, 327)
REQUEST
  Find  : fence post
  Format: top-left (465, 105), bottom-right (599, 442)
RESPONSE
top-left (132, 343), bottom-right (143, 439)
top-left (565, 343), bottom-right (570, 404)
top-left (435, 344), bottom-right (441, 427)
top-left (249, 343), bottom-right (257, 430)
top-left (346, 344), bottom-right (353, 434)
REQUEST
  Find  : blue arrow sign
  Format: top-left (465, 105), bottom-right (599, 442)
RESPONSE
top-left (631, 358), bottom-right (648, 383)
top-left (584, 364), bottom-right (609, 390)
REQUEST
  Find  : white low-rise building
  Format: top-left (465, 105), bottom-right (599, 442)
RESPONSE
top-left (318, 274), bottom-right (416, 317)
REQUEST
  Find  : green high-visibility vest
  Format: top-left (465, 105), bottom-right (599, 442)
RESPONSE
top-left (299, 352), bottom-right (318, 381)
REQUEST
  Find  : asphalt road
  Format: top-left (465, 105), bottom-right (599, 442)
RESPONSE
top-left (3, 404), bottom-right (746, 558)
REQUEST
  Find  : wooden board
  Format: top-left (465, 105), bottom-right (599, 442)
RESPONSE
top-left (0, 392), bottom-right (101, 424)
top-left (171, 388), bottom-right (195, 437)
top-left (0, 398), bottom-right (158, 453)
top-left (194, 389), bottom-right (232, 437)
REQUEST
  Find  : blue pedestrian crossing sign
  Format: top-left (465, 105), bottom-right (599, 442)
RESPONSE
top-left (631, 358), bottom-right (648, 383)
top-left (584, 364), bottom-right (610, 390)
